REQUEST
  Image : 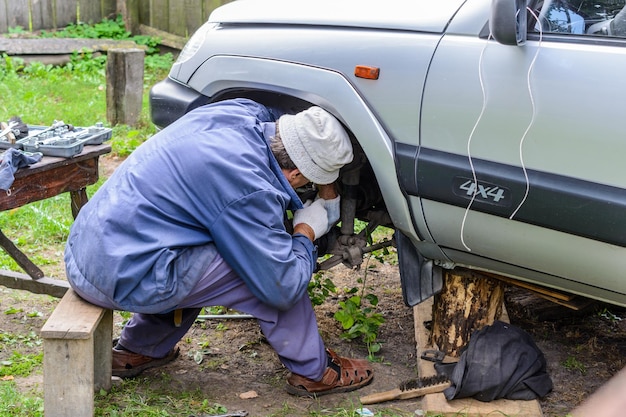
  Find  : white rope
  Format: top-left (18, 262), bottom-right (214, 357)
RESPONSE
top-left (460, 34), bottom-right (491, 252)
top-left (509, 7), bottom-right (543, 220)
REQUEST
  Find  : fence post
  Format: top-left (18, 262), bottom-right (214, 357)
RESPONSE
top-left (117, 0), bottom-right (140, 34)
top-left (106, 48), bottom-right (145, 126)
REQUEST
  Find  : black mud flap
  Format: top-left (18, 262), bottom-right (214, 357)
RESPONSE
top-left (395, 230), bottom-right (443, 306)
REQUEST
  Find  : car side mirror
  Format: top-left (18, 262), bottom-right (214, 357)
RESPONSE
top-left (490, 0), bottom-right (527, 45)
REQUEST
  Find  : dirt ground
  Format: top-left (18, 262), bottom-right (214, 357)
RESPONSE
top-left (1, 154), bottom-right (626, 416)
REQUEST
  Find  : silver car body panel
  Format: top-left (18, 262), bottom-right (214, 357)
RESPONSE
top-left (158, 0), bottom-right (626, 306)
top-left (418, 12), bottom-right (626, 303)
top-left (209, 0), bottom-right (467, 32)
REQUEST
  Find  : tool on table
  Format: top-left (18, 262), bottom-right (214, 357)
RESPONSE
top-left (30, 120), bottom-right (73, 136)
top-left (0, 121), bottom-right (17, 143)
top-left (0, 116), bottom-right (29, 144)
top-left (359, 374), bottom-right (451, 405)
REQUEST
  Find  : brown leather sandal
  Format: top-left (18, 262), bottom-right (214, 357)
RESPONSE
top-left (112, 341), bottom-right (180, 378)
top-left (285, 349), bottom-right (374, 397)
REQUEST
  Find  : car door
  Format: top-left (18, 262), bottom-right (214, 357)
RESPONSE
top-left (414, 0), bottom-right (626, 303)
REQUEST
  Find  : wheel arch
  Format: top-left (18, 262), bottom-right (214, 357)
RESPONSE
top-left (188, 55), bottom-right (419, 238)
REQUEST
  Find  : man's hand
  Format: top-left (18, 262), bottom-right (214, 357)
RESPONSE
top-left (316, 183), bottom-right (340, 231)
top-left (293, 198), bottom-right (329, 241)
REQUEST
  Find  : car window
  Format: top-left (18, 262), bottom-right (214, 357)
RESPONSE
top-left (529, 0), bottom-right (626, 37)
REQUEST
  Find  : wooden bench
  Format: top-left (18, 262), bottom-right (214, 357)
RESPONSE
top-left (40, 289), bottom-right (113, 417)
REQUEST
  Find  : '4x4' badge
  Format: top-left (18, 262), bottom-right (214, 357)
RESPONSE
top-left (453, 177), bottom-right (511, 207)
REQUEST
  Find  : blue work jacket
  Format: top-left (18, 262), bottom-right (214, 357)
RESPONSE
top-left (64, 99), bottom-right (315, 313)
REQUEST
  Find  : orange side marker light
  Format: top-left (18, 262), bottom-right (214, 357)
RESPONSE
top-left (355, 65), bottom-right (380, 80)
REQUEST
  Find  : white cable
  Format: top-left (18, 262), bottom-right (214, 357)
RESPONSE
top-left (509, 7), bottom-right (543, 220)
top-left (460, 35), bottom-right (491, 252)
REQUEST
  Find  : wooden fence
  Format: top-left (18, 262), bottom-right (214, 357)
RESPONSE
top-left (0, 0), bottom-right (231, 48)
top-left (0, 0), bottom-right (116, 34)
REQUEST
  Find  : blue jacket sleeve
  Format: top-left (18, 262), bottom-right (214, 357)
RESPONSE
top-left (210, 190), bottom-right (317, 311)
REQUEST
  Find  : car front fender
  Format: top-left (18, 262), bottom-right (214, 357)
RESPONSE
top-left (188, 54), bottom-right (422, 245)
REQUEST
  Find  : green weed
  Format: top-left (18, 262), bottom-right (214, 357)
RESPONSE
top-left (334, 289), bottom-right (385, 360)
top-left (308, 272), bottom-right (337, 306)
top-left (562, 356), bottom-right (587, 375)
top-left (331, 224), bottom-right (393, 360)
top-left (0, 331), bottom-right (42, 350)
top-left (0, 351), bottom-right (43, 377)
top-left (95, 378), bottom-right (229, 416)
top-left (0, 381), bottom-right (44, 416)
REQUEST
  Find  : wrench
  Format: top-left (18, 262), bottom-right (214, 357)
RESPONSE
top-left (0, 121), bottom-right (17, 140)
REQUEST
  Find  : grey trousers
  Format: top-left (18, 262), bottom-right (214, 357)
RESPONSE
top-left (116, 253), bottom-right (328, 380)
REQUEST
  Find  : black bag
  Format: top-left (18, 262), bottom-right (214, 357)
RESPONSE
top-left (439, 321), bottom-right (553, 402)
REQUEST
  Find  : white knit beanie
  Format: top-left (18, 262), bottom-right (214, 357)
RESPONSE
top-left (278, 107), bottom-right (353, 185)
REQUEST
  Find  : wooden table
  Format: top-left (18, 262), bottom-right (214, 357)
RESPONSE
top-left (0, 143), bottom-right (111, 297)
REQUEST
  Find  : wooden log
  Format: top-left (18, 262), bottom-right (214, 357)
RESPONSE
top-left (430, 267), bottom-right (505, 357)
top-left (106, 47), bottom-right (145, 126)
top-left (414, 298), bottom-right (544, 416)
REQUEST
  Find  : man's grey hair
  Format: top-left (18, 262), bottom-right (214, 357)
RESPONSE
top-left (270, 127), bottom-right (297, 170)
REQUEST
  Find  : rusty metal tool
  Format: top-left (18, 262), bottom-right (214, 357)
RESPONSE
top-left (195, 411), bottom-right (248, 417)
top-left (359, 374), bottom-right (451, 405)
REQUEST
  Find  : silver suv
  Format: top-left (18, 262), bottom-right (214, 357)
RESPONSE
top-left (150, 0), bottom-right (626, 307)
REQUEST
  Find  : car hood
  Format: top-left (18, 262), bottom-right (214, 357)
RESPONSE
top-left (208, 0), bottom-right (467, 33)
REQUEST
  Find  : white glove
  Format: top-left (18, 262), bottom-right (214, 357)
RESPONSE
top-left (316, 195), bottom-right (341, 232)
top-left (293, 198), bottom-right (329, 240)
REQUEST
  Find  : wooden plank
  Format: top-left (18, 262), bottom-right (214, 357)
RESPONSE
top-left (414, 298), bottom-right (544, 416)
top-left (78, 0), bottom-right (103, 24)
top-left (30, 0), bottom-right (47, 32)
top-left (0, 269), bottom-right (69, 298)
top-left (55, 0), bottom-right (78, 28)
top-left (485, 272), bottom-right (575, 302)
top-left (102, 0), bottom-right (117, 19)
top-left (505, 286), bottom-right (596, 321)
top-left (120, 0), bottom-right (140, 33)
top-left (486, 272), bottom-right (596, 311)
top-left (184, 0), bottom-right (203, 37)
top-left (138, 23), bottom-right (186, 49)
top-left (93, 308), bottom-right (113, 391)
top-left (44, 337), bottom-right (95, 417)
top-left (0, 38), bottom-right (140, 55)
top-left (150, 0), bottom-right (169, 32)
top-left (41, 289), bottom-right (107, 339)
top-left (4, 0), bottom-right (29, 30)
top-left (137, 0), bottom-right (150, 30)
top-left (0, 0), bottom-right (9, 33)
top-left (168, 0), bottom-right (186, 37)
